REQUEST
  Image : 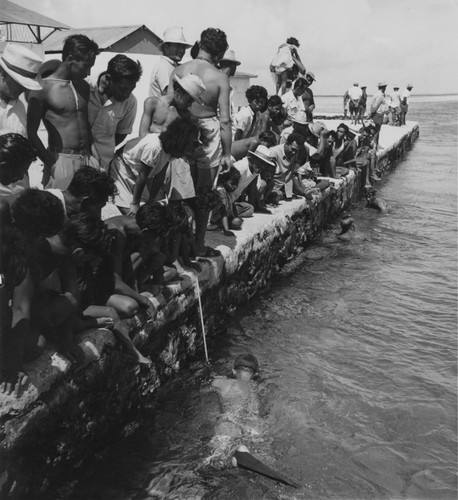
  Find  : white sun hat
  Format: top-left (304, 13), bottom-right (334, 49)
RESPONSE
top-left (0, 43), bottom-right (43, 90)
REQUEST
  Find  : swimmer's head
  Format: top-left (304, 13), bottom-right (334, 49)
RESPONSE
top-left (233, 353), bottom-right (259, 379)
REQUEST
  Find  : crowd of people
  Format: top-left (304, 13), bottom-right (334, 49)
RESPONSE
top-left (0, 27), bottom-right (411, 396)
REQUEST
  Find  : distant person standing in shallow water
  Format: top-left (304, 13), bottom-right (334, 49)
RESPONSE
top-left (399, 83), bottom-right (414, 126)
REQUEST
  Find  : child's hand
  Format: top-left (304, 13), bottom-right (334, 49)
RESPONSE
top-left (223, 229), bottom-right (235, 237)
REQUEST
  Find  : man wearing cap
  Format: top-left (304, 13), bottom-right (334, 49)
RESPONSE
top-left (344, 82), bottom-right (362, 124)
top-left (399, 84), bottom-right (414, 126)
top-left (27, 34), bottom-right (100, 188)
top-left (0, 43), bottom-right (43, 137)
top-left (370, 82), bottom-right (390, 141)
top-left (168, 27), bottom-right (232, 258)
top-left (388, 86), bottom-right (401, 126)
top-left (88, 54), bottom-right (142, 171)
top-left (302, 71), bottom-right (316, 123)
top-left (281, 77), bottom-right (308, 124)
top-left (232, 144), bottom-right (276, 214)
top-left (357, 85), bottom-right (368, 124)
top-left (149, 27), bottom-right (191, 98)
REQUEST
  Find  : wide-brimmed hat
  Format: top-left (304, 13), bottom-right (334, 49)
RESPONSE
top-left (306, 70), bottom-right (316, 81)
top-left (361, 84), bottom-right (367, 88)
top-left (174, 73), bottom-right (206, 105)
top-left (0, 43), bottom-right (43, 90)
top-left (308, 121), bottom-right (327, 137)
top-left (248, 145), bottom-right (276, 168)
top-left (159, 26), bottom-right (191, 49)
top-left (220, 49), bottom-right (241, 66)
top-left (377, 81), bottom-right (387, 87)
top-left (407, 83), bottom-right (414, 88)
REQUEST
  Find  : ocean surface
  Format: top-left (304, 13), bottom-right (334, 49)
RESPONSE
top-left (71, 96), bottom-right (457, 500)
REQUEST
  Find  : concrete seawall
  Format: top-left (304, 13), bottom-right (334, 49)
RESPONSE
top-left (0, 121), bottom-right (419, 497)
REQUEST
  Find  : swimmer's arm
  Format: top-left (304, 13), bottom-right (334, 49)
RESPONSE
top-left (130, 163), bottom-right (149, 214)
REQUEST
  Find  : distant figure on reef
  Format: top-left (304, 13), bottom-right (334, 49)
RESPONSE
top-left (388, 86), bottom-right (401, 126)
top-left (365, 187), bottom-right (388, 213)
top-left (399, 83), bottom-right (414, 126)
top-left (358, 85), bottom-right (367, 124)
top-left (369, 81), bottom-right (390, 144)
top-left (270, 37), bottom-right (305, 96)
top-left (344, 82), bottom-right (362, 125)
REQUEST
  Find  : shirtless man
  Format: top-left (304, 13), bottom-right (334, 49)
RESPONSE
top-left (302, 71), bottom-right (316, 123)
top-left (169, 27), bottom-right (232, 257)
top-left (27, 34), bottom-right (100, 188)
top-left (139, 73), bottom-right (206, 135)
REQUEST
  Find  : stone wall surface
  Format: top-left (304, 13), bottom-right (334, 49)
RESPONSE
top-left (0, 122), bottom-right (419, 498)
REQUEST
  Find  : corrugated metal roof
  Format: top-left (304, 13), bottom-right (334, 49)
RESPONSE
top-left (0, 0), bottom-right (69, 28)
top-left (42, 25), bottom-right (161, 53)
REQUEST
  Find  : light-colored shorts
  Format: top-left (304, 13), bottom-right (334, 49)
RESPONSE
top-left (196, 116), bottom-right (222, 170)
top-left (46, 151), bottom-right (99, 190)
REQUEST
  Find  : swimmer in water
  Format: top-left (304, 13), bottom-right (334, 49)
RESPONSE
top-left (336, 213), bottom-right (355, 242)
top-left (365, 187), bottom-right (388, 213)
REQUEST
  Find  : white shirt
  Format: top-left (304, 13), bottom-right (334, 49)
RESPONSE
top-left (281, 90), bottom-right (307, 124)
top-left (88, 80), bottom-right (137, 171)
top-left (400, 88), bottom-right (412, 104)
top-left (232, 106), bottom-right (255, 139)
top-left (347, 85), bottom-right (362, 102)
top-left (0, 95), bottom-right (27, 136)
top-left (390, 91), bottom-right (401, 108)
top-left (148, 56), bottom-right (177, 98)
top-left (232, 156), bottom-right (258, 201)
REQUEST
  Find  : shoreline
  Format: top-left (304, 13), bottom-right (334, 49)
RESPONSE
top-left (0, 120), bottom-right (420, 498)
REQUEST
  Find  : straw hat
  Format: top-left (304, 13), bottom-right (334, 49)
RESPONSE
top-left (174, 73), bottom-right (206, 105)
top-left (248, 145), bottom-right (276, 168)
top-left (306, 70), bottom-right (316, 81)
top-left (0, 43), bottom-right (43, 90)
top-left (220, 49), bottom-right (241, 66)
top-left (159, 26), bottom-right (191, 49)
top-left (407, 83), bottom-right (414, 89)
top-left (377, 81), bottom-right (387, 87)
top-left (308, 121), bottom-right (327, 137)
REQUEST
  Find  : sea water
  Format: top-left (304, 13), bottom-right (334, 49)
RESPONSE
top-left (71, 97), bottom-right (457, 500)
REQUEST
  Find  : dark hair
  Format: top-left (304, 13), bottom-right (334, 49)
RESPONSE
top-left (0, 133), bottom-right (36, 185)
top-left (199, 28), bottom-right (228, 60)
top-left (327, 130), bottom-right (338, 140)
top-left (286, 37), bottom-right (300, 47)
top-left (135, 202), bottom-right (172, 238)
top-left (233, 353), bottom-right (259, 374)
top-left (11, 189), bottom-right (65, 239)
top-left (0, 225), bottom-right (27, 287)
top-left (293, 78), bottom-right (308, 90)
top-left (285, 132), bottom-right (304, 146)
top-left (62, 34), bottom-right (100, 61)
top-left (268, 95), bottom-right (282, 107)
top-left (67, 166), bottom-right (117, 205)
top-left (106, 54), bottom-right (142, 82)
top-left (337, 123), bottom-right (349, 134)
top-left (190, 41), bottom-right (200, 59)
top-left (61, 212), bottom-right (113, 255)
top-left (159, 118), bottom-right (201, 158)
top-left (259, 130), bottom-right (277, 148)
top-left (245, 85), bottom-right (268, 103)
top-left (169, 203), bottom-right (188, 232)
top-left (218, 166), bottom-right (241, 187)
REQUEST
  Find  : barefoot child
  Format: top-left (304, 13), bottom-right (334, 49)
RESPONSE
top-left (211, 167), bottom-right (244, 236)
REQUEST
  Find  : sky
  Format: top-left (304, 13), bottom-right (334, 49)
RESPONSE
top-left (13, 0), bottom-right (458, 95)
